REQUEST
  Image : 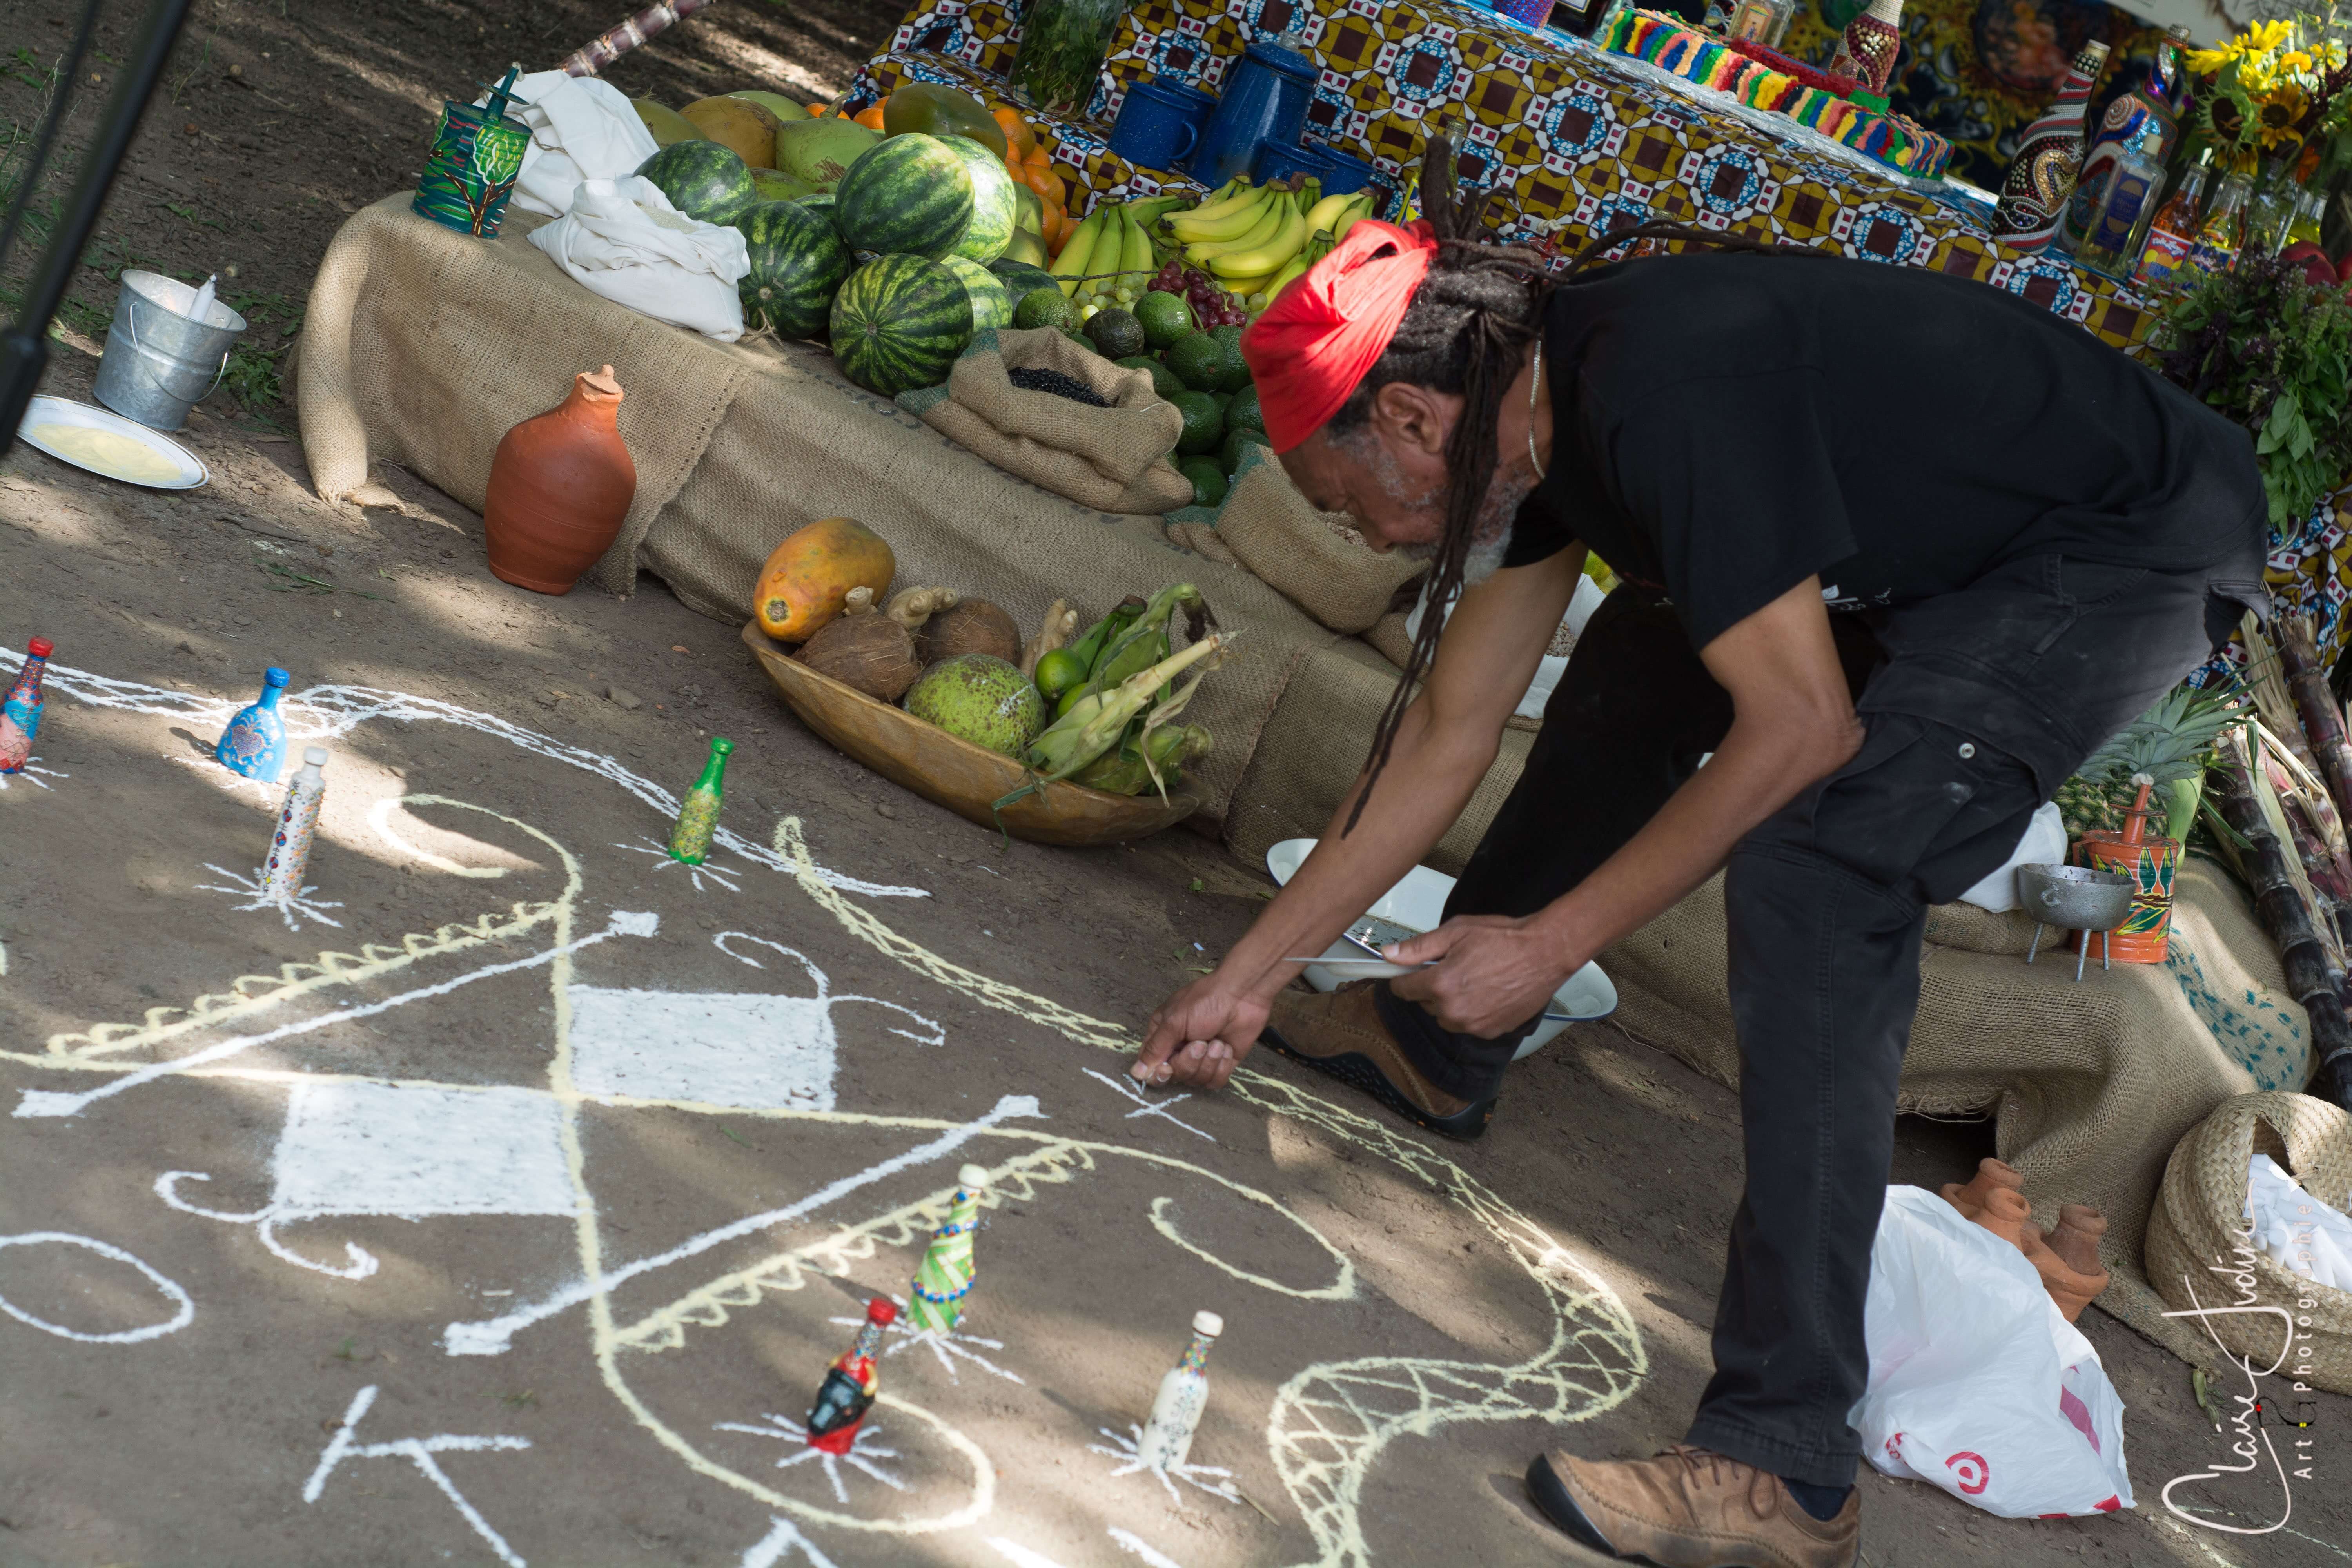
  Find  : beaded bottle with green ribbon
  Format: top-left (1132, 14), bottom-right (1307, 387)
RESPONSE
top-left (667, 736), bottom-right (733, 865)
top-left (906, 1162), bottom-right (989, 1333)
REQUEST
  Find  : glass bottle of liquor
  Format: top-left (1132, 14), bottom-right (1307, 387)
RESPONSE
top-left (2187, 169), bottom-right (2253, 276)
top-left (2060, 27), bottom-right (2188, 255)
top-left (2286, 185), bottom-right (2327, 251)
top-left (2069, 116), bottom-right (2170, 281)
top-left (2134, 149), bottom-right (2212, 290)
top-left (1993, 41), bottom-right (2111, 253)
top-left (2246, 165), bottom-right (2298, 256)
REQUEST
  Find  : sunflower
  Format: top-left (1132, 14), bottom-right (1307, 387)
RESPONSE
top-left (2191, 18), bottom-right (2300, 76)
top-left (2258, 84), bottom-right (2312, 149)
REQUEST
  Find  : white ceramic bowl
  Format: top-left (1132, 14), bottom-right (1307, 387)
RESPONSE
top-left (1264, 837), bottom-right (1617, 1059)
top-left (15, 394), bottom-right (209, 489)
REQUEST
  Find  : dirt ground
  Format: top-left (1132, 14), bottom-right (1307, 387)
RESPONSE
top-left (0, 1), bottom-right (2347, 1566)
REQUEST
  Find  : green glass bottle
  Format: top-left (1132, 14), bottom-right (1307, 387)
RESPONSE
top-left (668, 736), bottom-right (733, 865)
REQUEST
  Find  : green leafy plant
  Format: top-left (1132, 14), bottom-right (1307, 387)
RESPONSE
top-left (2056, 682), bottom-right (2247, 839)
top-left (2156, 250), bottom-right (2352, 530)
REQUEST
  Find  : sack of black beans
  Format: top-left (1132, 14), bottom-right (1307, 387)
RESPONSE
top-left (897, 328), bottom-right (1193, 515)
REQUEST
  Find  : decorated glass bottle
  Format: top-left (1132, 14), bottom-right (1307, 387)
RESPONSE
top-left (0, 637), bottom-right (54, 774)
top-left (2060, 29), bottom-right (2189, 257)
top-left (2186, 169), bottom-right (2252, 276)
top-left (2065, 116), bottom-right (2169, 281)
top-left (666, 735), bottom-right (732, 865)
top-left (1826, 0), bottom-right (1904, 95)
top-left (806, 1297), bottom-right (897, 1455)
top-left (1991, 41), bottom-right (2110, 253)
top-left (907, 1163), bottom-right (989, 1334)
top-left (1138, 1310), bottom-right (1224, 1471)
top-left (2134, 149), bottom-right (2213, 290)
top-left (217, 666), bottom-right (292, 783)
top-left (259, 748), bottom-right (330, 904)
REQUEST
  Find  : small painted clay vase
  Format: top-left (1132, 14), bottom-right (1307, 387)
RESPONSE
top-left (2029, 1204), bottom-right (2111, 1322)
top-left (483, 365), bottom-right (636, 595)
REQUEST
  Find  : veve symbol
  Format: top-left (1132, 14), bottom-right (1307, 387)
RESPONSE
top-left (1946, 1451), bottom-right (1991, 1495)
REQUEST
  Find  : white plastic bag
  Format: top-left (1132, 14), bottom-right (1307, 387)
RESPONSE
top-left (1852, 1185), bottom-right (2134, 1519)
top-left (1956, 800), bottom-right (2067, 913)
top-left (489, 69), bottom-right (659, 220)
top-left (1404, 571), bottom-right (1604, 721)
top-left (528, 177), bottom-right (750, 342)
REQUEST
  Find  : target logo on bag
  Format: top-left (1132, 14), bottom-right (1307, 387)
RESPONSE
top-left (1945, 1452), bottom-right (1991, 1495)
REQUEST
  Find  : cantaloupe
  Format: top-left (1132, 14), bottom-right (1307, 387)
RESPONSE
top-left (754, 517), bottom-right (896, 642)
top-left (681, 95), bottom-right (782, 169)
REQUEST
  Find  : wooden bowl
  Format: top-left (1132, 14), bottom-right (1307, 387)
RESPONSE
top-left (740, 619), bottom-right (1201, 847)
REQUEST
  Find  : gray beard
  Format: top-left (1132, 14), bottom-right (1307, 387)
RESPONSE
top-left (1401, 462), bottom-right (1535, 583)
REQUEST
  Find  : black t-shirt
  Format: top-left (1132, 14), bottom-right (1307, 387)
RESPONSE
top-left (1503, 250), bottom-right (2267, 648)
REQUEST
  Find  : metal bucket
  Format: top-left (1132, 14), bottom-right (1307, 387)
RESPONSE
top-left (92, 270), bottom-right (247, 431)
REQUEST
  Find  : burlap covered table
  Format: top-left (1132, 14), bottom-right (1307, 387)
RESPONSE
top-left (299, 194), bottom-right (2312, 1372)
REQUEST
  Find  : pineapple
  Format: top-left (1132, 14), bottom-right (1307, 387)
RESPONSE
top-left (2057, 683), bottom-right (2245, 842)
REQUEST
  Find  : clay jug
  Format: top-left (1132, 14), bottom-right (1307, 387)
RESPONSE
top-left (484, 365), bottom-right (635, 595)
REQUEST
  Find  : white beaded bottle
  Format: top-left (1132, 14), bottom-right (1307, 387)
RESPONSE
top-left (259, 746), bottom-right (329, 903)
top-left (1138, 1310), bottom-right (1223, 1470)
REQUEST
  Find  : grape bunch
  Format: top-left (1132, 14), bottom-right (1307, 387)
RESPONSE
top-left (1147, 260), bottom-right (1251, 328)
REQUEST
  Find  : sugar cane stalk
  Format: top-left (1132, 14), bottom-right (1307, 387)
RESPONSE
top-left (560, 0), bottom-right (717, 76)
top-left (2279, 612), bottom-right (2352, 837)
top-left (2217, 728), bottom-right (2352, 1109)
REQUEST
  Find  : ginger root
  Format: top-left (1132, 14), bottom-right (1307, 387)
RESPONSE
top-left (838, 585), bottom-right (878, 615)
top-left (1021, 598), bottom-right (1078, 676)
top-left (886, 586), bottom-right (958, 630)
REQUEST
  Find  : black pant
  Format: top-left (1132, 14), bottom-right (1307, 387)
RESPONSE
top-left (1377, 547), bottom-right (2261, 1485)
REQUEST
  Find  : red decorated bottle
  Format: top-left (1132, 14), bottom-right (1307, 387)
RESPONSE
top-left (1826, 0), bottom-right (1905, 96)
top-left (806, 1297), bottom-right (896, 1455)
top-left (0, 637), bottom-right (54, 774)
top-left (1993, 41), bottom-right (2110, 254)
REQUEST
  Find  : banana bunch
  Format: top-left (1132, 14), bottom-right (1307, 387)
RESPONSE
top-left (1238, 192), bottom-right (1379, 309)
top-left (1052, 192), bottom-right (1189, 310)
top-left (1165, 182), bottom-right (1385, 313)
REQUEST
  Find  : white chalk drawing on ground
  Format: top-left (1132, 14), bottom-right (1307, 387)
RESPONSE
top-left (0, 757), bottom-right (65, 791)
top-left (825, 1291), bottom-right (1024, 1386)
top-left (739, 1514), bottom-right (843, 1568)
top-left (193, 860), bottom-right (347, 931)
top-left (0, 1231), bottom-right (194, 1343)
top-left (1088, 1421), bottom-right (1241, 1506)
top-left (615, 834), bottom-right (744, 893)
top-left (992, 1533), bottom-right (1189, 1568)
top-left (157, 1082), bottom-right (578, 1280)
top-left (714, 1411), bottom-right (909, 1504)
top-left (1083, 1067), bottom-right (1216, 1143)
top-left (307, 1384), bottom-right (533, 1568)
top-left (0, 647), bottom-right (928, 900)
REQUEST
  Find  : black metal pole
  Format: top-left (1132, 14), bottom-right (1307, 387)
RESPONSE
top-left (0, 0), bottom-right (195, 453)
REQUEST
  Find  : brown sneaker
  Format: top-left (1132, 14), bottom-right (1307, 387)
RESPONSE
top-left (1260, 981), bottom-right (1495, 1139)
top-left (1524, 1446), bottom-right (1857, 1568)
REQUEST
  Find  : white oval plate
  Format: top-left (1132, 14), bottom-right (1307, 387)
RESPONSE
top-left (15, 395), bottom-right (209, 490)
top-left (1266, 836), bottom-right (1618, 1058)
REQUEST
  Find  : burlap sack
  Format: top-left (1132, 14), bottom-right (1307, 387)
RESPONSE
top-left (897, 328), bottom-right (1192, 515)
top-left (1207, 445), bottom-right (1428, 634)
top-left (2145, 1091), bottom-right (2352, 1393)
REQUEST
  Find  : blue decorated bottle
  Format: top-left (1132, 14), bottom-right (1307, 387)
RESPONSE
top-left (218, 666), bottom-right (292, 782)
top-left (0, 637), bottom-right (53, 774)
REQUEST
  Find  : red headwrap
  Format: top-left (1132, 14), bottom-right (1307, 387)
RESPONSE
top-left (1240, 219), bottom-right (1437, 453)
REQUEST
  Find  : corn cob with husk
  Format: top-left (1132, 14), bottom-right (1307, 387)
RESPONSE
top-left (995, 632), bottom-right (1230, 812)
top-left (1076, 722), bottom-right (1212, 797)
top-left (1066, 582), bottom-right (1214, 710)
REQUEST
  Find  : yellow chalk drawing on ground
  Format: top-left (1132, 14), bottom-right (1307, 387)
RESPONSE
top-left (771, 816), bottom-right (1646, 1568)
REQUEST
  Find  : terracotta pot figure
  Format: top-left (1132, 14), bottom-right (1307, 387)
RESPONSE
top-left (1940, 1159), bottom-right (2111, 1320)
top-left (1939, 1156), bottom-right (2026, 1225)
top-left (484, 364), bottom-right (635, 595)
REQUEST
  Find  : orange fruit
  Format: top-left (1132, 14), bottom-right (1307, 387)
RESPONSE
top-left (1024, 142), bottom-right (1052, 169)
top-left (854, 103), bottom-right (886, 131)
top-left (991, 104), bottom-right (1038, 156)
top-left (806, 102), bottom-right (829, 116)
top-left (1023, 164), bottom-right (1064, 208)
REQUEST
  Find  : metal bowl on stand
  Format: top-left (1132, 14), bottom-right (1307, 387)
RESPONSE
top-left (2017, 863), bottom-right (2135, 980)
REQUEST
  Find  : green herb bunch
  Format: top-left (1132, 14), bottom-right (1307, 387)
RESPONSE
top-left (2156, 248), bottom-right (2352, 529)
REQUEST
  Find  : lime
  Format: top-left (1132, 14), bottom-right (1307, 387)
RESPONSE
top-left (1085, 307), bottom-right (1146, 359)
top-left (1034, 647), bottom-right (1087, 701)
top-left (1209, 323), bottom-right (1251, 392)
top-left (1114, 355), bottom-right (1184, 401)
top-left (1014, 287), bottom-right (1078, 331)
top-left (1218, 426), bottom-right (1270, 475)
top-left (1056, 684), bottom-right (1089, 719)
top-left (1135, 289), bottom-right (1195, 350)
top-left (1170, 390), bottom-right (1223, 455)
top-left (1164, 330), bottom-right (1224, 392)
top-left (1226, 382), bottom-right (1263, 435)
top-left (1179, 457), bottom-right (1229, 508)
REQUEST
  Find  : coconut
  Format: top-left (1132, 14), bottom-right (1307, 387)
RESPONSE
top-left (633, 98), bottom-right (704, 147)
top-left (902, 653), bottom-right (1044, 755)
top-left (797, 589), bottom-right (922, 701)
top-left (918, 598), bottom-right (1022, 666)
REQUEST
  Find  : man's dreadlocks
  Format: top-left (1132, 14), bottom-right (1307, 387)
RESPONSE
top-left (1336, 133), bottom-right (1808, 834)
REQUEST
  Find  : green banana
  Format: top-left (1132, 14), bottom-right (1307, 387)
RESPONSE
top-left (1304, 191), bottom-right (1356, 234)
top-left (1119, 204), bottom-right (1155, 278)
top-left (1053, 208), bottom-right (1109, 295)
top-left (1331, 194), bottom-right (1376, 240)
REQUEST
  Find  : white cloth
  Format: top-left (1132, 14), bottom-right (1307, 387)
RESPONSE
top-left (527, 177), bottom-right (750, 342)
top-left (1852, 1185), bottom-right (2134, 1518)
top-left (1956, 801), bottom-right (2069, 913)
top-left (1404, 571), bottom-right (1606, 722)
top-left (488, 69), bottom-right (659, 220)
top-left (2246, 1152), bottom-right (2352, 1292)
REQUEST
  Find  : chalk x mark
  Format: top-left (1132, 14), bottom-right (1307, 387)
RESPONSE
top-left (1083, 1068), bottom-right (1214, 1143)
top-left (194, 861), bottom-right (346, 931)
top-left (1087, 1422), bottom-right (1239, 1506)
top-left (740, 1514), bottom-right (843, 1568)
top-left (13, 910), bottom-right (658, 1119)
top-left (0, 1232), bottom-right (194, 1343)
top-left (0, 758), bottom-right (64, 791)
top-left (444, 1094), bottom-right (1043, 1356)
top-left (715, 1412), bottom-right (907, 1504)
top-left (304, 1385), bottom-right (532, 1567)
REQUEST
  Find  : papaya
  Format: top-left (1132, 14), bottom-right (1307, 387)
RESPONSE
top-left (680, 94), bottom-right (782, 168)
top-left (755, 517), bottom-right (896, 642)
top-left (882, 82), bottom-right (1008, 158)
top-left (633, 98), bottom-right (705, 147)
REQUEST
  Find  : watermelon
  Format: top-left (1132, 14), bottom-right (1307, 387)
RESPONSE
top-left (830, 255), bottom-right (975, 396)
top-left (735, 200), bottom-right (851, 338)
top-left (833, 134), bottom-right (973, 260)
top-left (939, 256), bottom-right (1011, 332)
top-left (635, 140), bottom-right (757, 226)
top-left (988, 258), bottom-right (1058, 302)
top-left (938, 135), bottom-right (1018, 263)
